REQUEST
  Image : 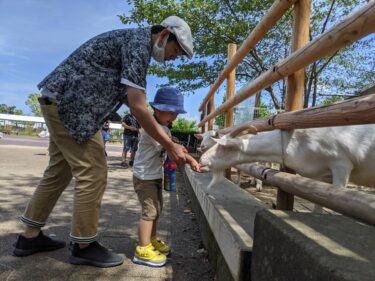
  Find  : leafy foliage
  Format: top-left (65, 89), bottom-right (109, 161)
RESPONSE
top-left (319, 95), bottom-right (344, 105)
top-left (0, 104), bottom-right (23, 115)
top-left (25, 93), bottom-right (42, 116)
top-left (254, 101), bottom-right (273, 119)
top-left (171, 117), bottom-right (199, 133)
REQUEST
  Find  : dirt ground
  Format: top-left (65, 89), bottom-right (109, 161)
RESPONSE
top-left (0, 144), bottom-right (214, 281)
top-left (163, 167), bottom-right (215, 281)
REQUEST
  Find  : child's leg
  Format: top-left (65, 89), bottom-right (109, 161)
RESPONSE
top-left (133, 177), bottom-right (166, 267)
top-left (138, 219), bottom-right (153, 247)
top-left (133, 176), bottom-right (163, 246)
top-left (151, 220), bottom-right (157, 238)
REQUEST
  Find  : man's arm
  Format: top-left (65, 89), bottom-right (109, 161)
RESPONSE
top-left (122, 122), bottom-right (139, 131)
top-left (125, 86), bottom-right (187, 164)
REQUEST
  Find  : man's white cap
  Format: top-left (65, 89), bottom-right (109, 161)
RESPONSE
top-left (161, 16), bottom-right (193, 59)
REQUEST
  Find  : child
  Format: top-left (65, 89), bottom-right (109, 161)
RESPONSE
top-left (132, 87), bottom-right (200, 267)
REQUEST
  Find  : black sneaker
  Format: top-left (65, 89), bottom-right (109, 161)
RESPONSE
top-left (69, 241), bottom-right (124, 268)
top-left (13, 231), bottom-right (66, 257)
top-left (129, 160), bottom-right (134, 167)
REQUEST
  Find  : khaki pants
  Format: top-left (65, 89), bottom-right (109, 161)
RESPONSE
top-left (133, 176), bottom-right (163, 221)
top-left (21, 103), bottom-right (107, 243)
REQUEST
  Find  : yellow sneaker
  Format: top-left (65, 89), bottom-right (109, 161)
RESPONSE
top-left (151, 236), bottom-right (171, 256)
top-left (133, 243), bottom-right (166, 267)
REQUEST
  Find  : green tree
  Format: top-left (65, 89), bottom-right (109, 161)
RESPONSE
top-left (171, 118), bottom-right (199, 133)
top-left (25, 93), bottom-right (42, 116)
top-left (214, 95), bottom-right (226, 129)
top-left (319, 95), bottom-right (344, 106)
top-left (121, 0), bottom-right (373, 110)
top-left (0, 104), bottom-right (23, 115)
top-left (255, 101), bottom-right (273, 119)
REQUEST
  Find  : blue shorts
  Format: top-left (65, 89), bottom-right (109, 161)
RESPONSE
top-left (123, 135), bottom-right (139, 152)
top-left (102, 131), bottom-right (110, 142)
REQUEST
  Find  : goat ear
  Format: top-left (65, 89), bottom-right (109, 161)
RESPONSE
top-left (194, 133), bottom-right (203, 140)
top-left (213, 138), bottom-right (242, 148)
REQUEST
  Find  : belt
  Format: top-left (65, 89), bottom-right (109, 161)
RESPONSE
top-left (38, 97), bottom-right (56, 105)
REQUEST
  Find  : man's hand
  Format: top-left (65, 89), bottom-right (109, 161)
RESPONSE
top-left (165, 142), bottom-right (187, 165)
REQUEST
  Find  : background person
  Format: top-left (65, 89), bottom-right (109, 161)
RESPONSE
top-left (101, 120), bottom-right (111, 156)
top-left (122, 113), bottom-right (140, 168)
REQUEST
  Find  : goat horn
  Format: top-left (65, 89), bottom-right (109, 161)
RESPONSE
top-left (229, 124), bottom-right (258, 137)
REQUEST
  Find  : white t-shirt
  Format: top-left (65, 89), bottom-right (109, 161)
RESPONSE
top-left (133, 125), bottom-right (171, 180)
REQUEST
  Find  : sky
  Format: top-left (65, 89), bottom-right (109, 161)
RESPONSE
top-left (0, 0), bottom-right (211, 122)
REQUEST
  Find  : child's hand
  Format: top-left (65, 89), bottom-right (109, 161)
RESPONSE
top-left (185, 154), bottom-right (201, 172)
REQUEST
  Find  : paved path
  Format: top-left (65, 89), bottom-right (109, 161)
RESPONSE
top-left (0, 135), bottom-right (123, 152)
top-left (0, 143), bottom-right (213, 281)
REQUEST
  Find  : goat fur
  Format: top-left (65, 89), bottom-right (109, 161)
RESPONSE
top-left (200, 125), bottom-right (375, 192)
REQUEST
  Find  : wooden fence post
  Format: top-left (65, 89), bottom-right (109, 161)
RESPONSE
top-left (225, 43), bottom-right (237, 128)
top-left (208, 85), bottom-right (215, 131)
top-left (200, 102), bottom-right (206, 133)
top-left (225, 43), bottom-right (237, 179)
top-left (277, 0), bottom-right (310, 211)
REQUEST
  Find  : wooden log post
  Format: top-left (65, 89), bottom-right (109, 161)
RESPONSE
top-left (200, 102), bottom-right (206, 133)
top-left (208, 86), bottom-right (215, 131)
top-left (225, 43), bottom-right (237, 128)
top-left (225, 43), bottom-right (237, 179)
top-left (277, 0), bottom-right (311, 211)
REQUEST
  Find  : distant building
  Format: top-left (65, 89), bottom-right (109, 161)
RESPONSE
top-left (0, 113), bottom-right (122, 135)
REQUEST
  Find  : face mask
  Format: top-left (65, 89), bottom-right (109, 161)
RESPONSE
top-left (152, 35), bottom-right (168, 63)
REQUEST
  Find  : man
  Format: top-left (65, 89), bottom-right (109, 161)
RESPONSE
top-left (13, 15), bottom-right (197, 268)
top-left (122, 113), bottom-right (140, 168)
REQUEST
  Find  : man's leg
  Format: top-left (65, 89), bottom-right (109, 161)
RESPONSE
top-left (62, 130), bottom-right (123, 267)
top-left (21, 103), bottom-right (122, 266)
top-left (14, 104), bottom-right (73, 256)
top-left (122, 136), bottom-right (132, 168)
top-left (129, 137), bottom-right (138, 167)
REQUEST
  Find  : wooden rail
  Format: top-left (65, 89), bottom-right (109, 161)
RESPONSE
top-left (236, 163), bottom-right (375, 226)
top-left (216, 93), bottom-right (375, 136)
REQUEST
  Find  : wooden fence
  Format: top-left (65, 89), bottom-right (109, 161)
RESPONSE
top-left (197, 0), bottom-right (375, 224)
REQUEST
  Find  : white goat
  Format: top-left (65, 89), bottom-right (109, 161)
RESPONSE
top-left (195, 130), bottom-right (264, 191)
top-left (194, 130), bottom-right (218, 153)
top-left (199, 125), bottom-right (375, 210)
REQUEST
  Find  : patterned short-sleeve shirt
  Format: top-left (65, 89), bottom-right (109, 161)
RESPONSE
top-left (123, 114), bottom-right (140, 137)
top-left (38, 28), bottom-right (152, 144)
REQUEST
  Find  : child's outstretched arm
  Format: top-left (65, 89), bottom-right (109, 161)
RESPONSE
top-left (185, 153), bottom-right (201, 172)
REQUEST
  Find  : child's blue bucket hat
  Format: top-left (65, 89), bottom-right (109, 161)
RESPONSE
top-left (150, 87), bottom-right (186, 114)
